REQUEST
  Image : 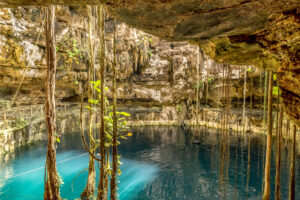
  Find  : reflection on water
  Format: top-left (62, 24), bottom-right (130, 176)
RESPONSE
top-left (0, 126), bottom-right (299, 200)
top-left (120, 126), bottom-right (299, 200)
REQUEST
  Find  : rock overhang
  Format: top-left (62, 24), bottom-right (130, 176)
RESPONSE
top-left (0, 0), bottom-right (299, 125)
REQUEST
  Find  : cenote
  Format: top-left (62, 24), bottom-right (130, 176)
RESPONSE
top-left (1, 126), bottom-right (299, 200)
top-left (0, 2), bottom-right (299, 200)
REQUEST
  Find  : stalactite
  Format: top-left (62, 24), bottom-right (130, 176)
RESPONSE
top-left (275, 101), bottom-right (283, 200)
top-left (170, 59), bottom-right (174, 85)
top-left (143, 38), bottom-right (147, 63)
top-left (97, 4), bottom-right (108, 200)
top-left (263, 71), bottom-right (273, 200)
top-left (110, 19), bottom-right (118, 200)
top-left (133, 48), bottom-right (138, 72)
top-left (288, 124), bottom-right (296, 200)
top-left (81, 5), bottom-right (96, 200)
top-left (43, 6), bottom-right (61, 200)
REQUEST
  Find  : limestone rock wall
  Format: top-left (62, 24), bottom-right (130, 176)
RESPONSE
top-left (0, 6), bottom-right (262, 113)
top-left (0, 6), bottom-right (276, 152)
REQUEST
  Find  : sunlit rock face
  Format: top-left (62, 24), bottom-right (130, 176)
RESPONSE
top-left (106, 0), bottom-right (300, 126)
top-left (0, 0), bottom-right (299, 125)
top-left (0, 6), bottom-right (259, 110)
top-left (0, 5), bottom-right (293, 152)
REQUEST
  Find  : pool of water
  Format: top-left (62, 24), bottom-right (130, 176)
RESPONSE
top-left (0, 126), bottom-right (299, 200)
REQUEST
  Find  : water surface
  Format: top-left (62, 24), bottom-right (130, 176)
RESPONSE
top-left (0, 126), bottom-right (299, 199)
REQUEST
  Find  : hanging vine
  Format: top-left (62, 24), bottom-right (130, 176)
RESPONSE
top-left (97, 4), bottom-right (107, 200)
top-left (43, 6), bottom-right (62, 200)
top-left (275, 98), bottom-right (283, 200)
top-left (195, 47), bottom-right (200, 134)
top-left (262, 71), bottom-right (273, 200)
top-left (246, 66), bottom-right (252, 200)
top-left (263, 71), bottom-right (268, 130)
top-left (110, 18), bottom-right (118, 200)
top-left (242, 66), bottom-right (247, 134)
top-left (81, 5), bottom-right (97, 200)
top-left (288, 124), bottom-right (296, 200)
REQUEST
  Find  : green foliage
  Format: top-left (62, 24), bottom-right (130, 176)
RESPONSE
top-left (194, 80), bottom-right (204, 89)
top-left (15, 117), bottom-right (28, 129)
top-left (208, 77), bottom-right (214, 83)
top-left (147, 49), bottom-right (153, 57)
top-left (176, 105), bottom-right (181, 113)
top-left (273, 73), bottom-right (277, 81)
top-left (57, 173), bottom-right (64, 186)
top-left (153, 107), bottom-right (161, 111)
top-left (272, 86), bottom-right (280, 96)
top-left (86, 80), bottom-right (131, 144)
top-left (136, 35), bottom-right (153, 48)
top-left (55, 132), bottom-right (61, 143)
top-left (247, 67), bottom-right (252, 73)
top-left (86, 80), bottom-right (131, 176)
top-left (56, 35), bottom-right (83, 69)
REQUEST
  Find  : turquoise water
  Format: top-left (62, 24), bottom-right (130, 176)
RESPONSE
top-left (0, 126), bottom-right (299, 199)
top-left (0, 132), bottom-right (158, 200)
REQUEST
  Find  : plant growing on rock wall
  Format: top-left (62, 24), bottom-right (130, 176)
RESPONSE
top-left (176, 104), bottom-right (181, 113)
top-left (56, 35), bottom-right (83, 69)
top-left (147, 49), bottom-right (153, 58)
top-left (194, 80), bottom-right (204, 90)
top-left (272, 73), bottom-right (280, 96)
top-left (15, 117), bottom-right (28, 129)
top-left (247, 66), bottom-right (252, 73)
top-left (273, 86), bottom-right (280, 96)
top-left (208, 76), bottom-right (214, 84)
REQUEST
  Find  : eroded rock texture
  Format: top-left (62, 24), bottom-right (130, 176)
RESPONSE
top-left (0, 0), bottom-right (299, 125)
top-left (0, 7), bottom-right (256, 102)
top-left (0, 6), bottom-right (262, 120)
top-left (107, 0), bottom-right (300, 126)
top-left (1, 5), bottom-right (292, 152)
